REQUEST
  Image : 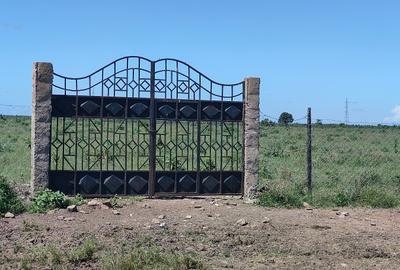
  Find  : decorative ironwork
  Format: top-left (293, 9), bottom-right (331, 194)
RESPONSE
top-left (202, 175), bottom-right (219, 193)
top-left (49, 56), bottom-right (244, 196)
top-left (128, 176), bottom-right (147, 193)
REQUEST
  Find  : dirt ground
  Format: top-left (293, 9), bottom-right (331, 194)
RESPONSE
top-left (1, 196), bottom-right (400, 270)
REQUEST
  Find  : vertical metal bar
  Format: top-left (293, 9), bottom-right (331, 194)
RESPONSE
top-left (112, 120), bottom-right (115, 171)
top-left (136, 118), bottom-right (139, 170)
top-left (174, 110), bottom-right (178, 193)
top-left (307, 107), bottom-right (313, 194)
top-left (100, 70), bottom-right (104, 195)
top-left (219, 85), bottom-right (224, 194)
top-left (106, 115), bottom-right (109, 171)
top-left (82, 115), bottom-right (85, 171)
top-left (54, 117), bottom-right (59, 170)
top-left (87, 78), bottom-right (91, 170)
top-left (74, 79), bottom-right (78, 195)
top-left (48, 97), bottom-right (54, 184)
top-left (186, 66), bottom-right (191, 173)
top-left (113, 62), bottom-right (116, 97)
top-left (148, 61), bottom-right (156, 196)
top-left (89, 77), bottom-right (92, 96)
top-left (230, 86), bottom-right (234, 171)
top-left (164, 59), bottom-right (167, 99)
top-left (138, 59), bottom-right (141, 99)
top-left (124, 57), bottom-right (129, 195)
top-left (230, 122), bottom-right (233, 171)
top-left (196, 75), bottom-right (202, 194)
top-left (174, 61), bottom-right (179, 193)
top-left (62, 78), bottom-right (66, 171)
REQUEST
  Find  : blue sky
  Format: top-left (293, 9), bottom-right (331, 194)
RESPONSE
top-left (1, 0), bottom-right (399, 123)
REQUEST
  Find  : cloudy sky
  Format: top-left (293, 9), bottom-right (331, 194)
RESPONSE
top-left (0, 0), bottom-right (399, 124)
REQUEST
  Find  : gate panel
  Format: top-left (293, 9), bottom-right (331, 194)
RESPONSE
top-left (49, 56), bottom-right (244, 196)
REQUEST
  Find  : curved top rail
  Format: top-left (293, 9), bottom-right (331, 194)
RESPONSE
top-left (53, 56), bottom-right (152, 80)
top-left (53, 56), bottom-right (244, 86)
top-left (154, 58), bottom-right (244, 86)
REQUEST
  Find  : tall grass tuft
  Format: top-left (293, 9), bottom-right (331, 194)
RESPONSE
top-left (0, 175), bottom-right (25, 214)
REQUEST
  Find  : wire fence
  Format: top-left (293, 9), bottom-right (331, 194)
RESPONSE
top-left (2, 103), bottom-right (400, 206)
top-left (0, 104), bottom-right (31, 117)
top-left (259, 108), bottom-right (400, 206)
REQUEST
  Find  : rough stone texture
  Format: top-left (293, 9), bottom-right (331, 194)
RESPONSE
top-left (243, 77), bottom-right (260, 200)
top-left (31, 62), bottom-right (53, 194)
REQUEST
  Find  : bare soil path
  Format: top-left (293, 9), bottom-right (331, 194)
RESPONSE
top-left (1, 197), bottom-right (400, 269)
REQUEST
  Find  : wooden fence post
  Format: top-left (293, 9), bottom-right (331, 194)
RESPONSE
top-left (307, 107), bottom-right (312, 193)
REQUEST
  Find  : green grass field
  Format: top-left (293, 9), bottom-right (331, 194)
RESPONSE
top-left (260, 123), bottom-right (400, 207)
top-left (0, 116), bottom-right (31, 184)
top-left (1, 115), bottom-right (400, 207)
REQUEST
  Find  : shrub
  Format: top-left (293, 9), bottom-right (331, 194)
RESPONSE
top-left (67, 194), bottom-right (85, 206)
top-left (358, 188), bottom-right (399, 208)
top-left (0, 175), bottom-right (25, 214)
top-left (352, 171), bottom-right (381, 199)
top-left (29, 189), bottom-right (69, 213)
top-left (334, 192), bottom-right (353, 207)
top-left (258, 182), bottom-right (304, 208)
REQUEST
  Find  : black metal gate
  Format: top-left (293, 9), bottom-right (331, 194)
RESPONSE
top-left (49, 57), bottom-right (244, 196)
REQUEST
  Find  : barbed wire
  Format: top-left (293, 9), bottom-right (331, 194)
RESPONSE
top-left (0, 105), bottom-right (399, 126)
top-left (260, 110), bottom-right (400, 126)
top-left (0, 104), bottom-right (31, 116)
top-left (0, 104), bottom-right (30, 107)
top-left (260, 110), bottom-right (307, 123)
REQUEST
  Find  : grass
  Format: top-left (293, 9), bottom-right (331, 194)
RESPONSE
top-left (68, 237), bottom-right (98, 264)
top-left (21, 238), bottom-right (98, 270)
top-left (1, 115), bottom-right (400, 208)
top-left (259, 123), bottom-right (400, 208)
top-left (19, 238), bottom-right (206, 270)
top-left (0, 116), bottom-right (30, 183)
top-left (50, 118), bottom-right (242, 173)
top-left (22, 220), bottom-right (42, 232)
top-left (101, 245), bottom-right (207, 270)
top-left (22, 245), bottom-right (64, 270)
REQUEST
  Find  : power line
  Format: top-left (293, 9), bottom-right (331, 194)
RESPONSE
top-left (260, 111), bottom-right (307, 123)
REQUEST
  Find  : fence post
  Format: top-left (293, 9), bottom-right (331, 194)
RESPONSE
top-left (31, 62), bottom-right (53, 194)
top-left (243, 77), bottom-right (260, 201)
top-left (307, 107), bottom-right (312, 193)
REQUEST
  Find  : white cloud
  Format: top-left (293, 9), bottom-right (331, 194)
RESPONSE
top-left (384, 105), bottom-right (400, 122)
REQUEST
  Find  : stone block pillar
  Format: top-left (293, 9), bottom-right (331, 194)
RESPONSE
top-left (31, 62), bottom-right (53, 193)
top-left (243, 77), bottom-right (260, 201)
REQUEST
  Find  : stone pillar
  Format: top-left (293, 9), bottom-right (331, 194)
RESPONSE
top-left (31, 62), bottom-right (53, 193)
top-left (243, 77), bottom-right (260, 201)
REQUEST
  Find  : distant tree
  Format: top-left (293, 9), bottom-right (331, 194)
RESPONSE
top-left (278, 112), bottom-right (294, 125)
top-left (260, 118), bottom-right (275, 126)
top-left (316, 119), bottom-right (323, 126)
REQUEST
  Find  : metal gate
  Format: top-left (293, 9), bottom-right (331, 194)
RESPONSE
top-left (49, 57), bottom-right (244, 196)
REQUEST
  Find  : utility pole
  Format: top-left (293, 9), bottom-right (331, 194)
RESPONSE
top-left (345, 98), bottom-right (356, 125)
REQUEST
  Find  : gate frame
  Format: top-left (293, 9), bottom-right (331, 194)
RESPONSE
top-left (31, 61), bottom-right (260, 200)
